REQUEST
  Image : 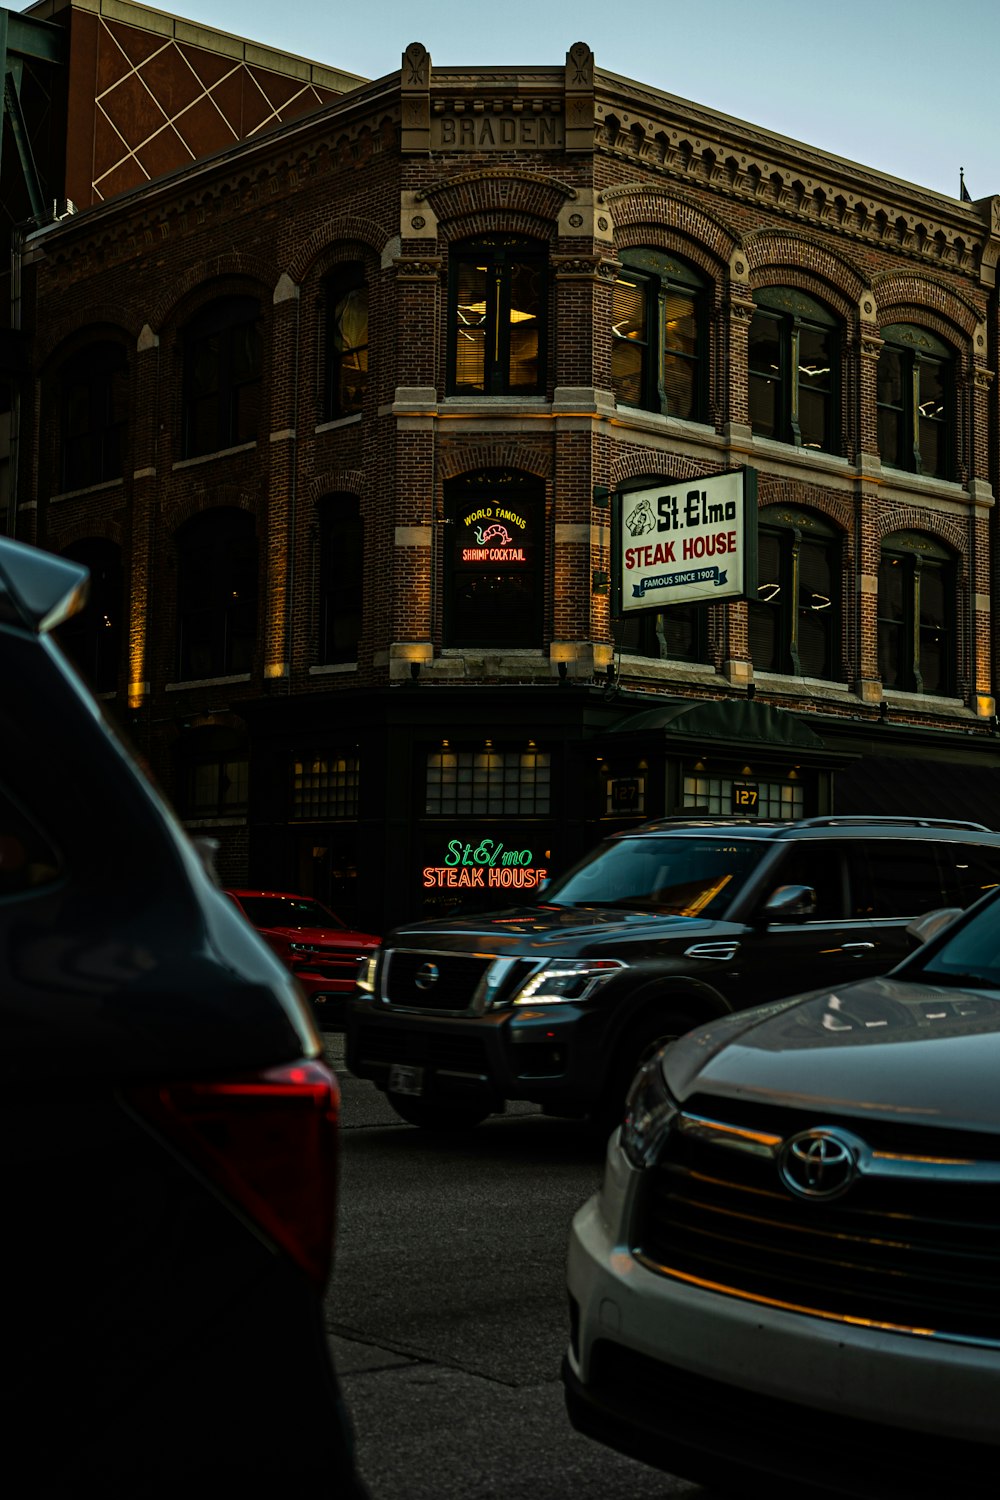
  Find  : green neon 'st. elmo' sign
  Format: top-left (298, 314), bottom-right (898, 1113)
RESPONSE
top-left (423, 838), bottom-right (548, 890)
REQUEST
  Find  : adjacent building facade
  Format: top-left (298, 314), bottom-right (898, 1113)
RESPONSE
top-left (5, 14), bottom-right (1000, 930)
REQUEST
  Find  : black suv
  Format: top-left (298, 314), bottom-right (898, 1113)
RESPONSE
top-left (346, 816), bottom-right (1000, 1131)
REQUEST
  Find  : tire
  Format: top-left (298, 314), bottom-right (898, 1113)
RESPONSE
top-left (589, 1007), bottom-right (699, 1140)
top-left (388, 1094), bottom-right (497, 1131)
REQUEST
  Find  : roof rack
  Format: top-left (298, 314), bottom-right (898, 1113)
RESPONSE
top-left (795, 815), bottom-right (990, 832)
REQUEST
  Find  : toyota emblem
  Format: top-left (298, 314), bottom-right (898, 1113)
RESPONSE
top-left (415, 962), bottom-right (440, 991)
top-left (779, 1128), bottom-right (859, 1200)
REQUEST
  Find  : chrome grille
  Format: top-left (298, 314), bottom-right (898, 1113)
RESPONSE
top-left (636, 1108), bottom-right (1000, 1343)
top-left (382, 949), bottom-right (494, 1011)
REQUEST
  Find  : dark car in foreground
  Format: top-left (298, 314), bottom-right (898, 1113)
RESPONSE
top-left (346, 815), bottom-right (1000, 1132)
top-left (1, 537), bottom-right (366, 1497)
top-left (225, 888), bottom-right (380, 1025)
top-left (564, 888), bottom-right (1000, 1498)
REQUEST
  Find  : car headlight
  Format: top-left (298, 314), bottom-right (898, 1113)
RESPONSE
top-left (357, 954), bottom-right (378, 995)
top-left (511, 958), bottom-right (626, 1005)
top-left (620, 1051), bottom-right (679, 1169)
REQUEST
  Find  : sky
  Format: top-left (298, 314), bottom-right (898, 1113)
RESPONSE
top-left (22, 0), bottom-right (1000, 201)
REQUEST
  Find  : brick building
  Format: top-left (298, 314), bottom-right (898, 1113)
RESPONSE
top-left (5, 24), bottom-right (1000, 930)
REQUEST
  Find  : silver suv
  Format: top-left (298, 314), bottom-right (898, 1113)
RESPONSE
top-left (564, 883), bottom-right (1000, 1497)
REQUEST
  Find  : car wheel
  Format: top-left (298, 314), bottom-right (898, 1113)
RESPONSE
top-left (589, 1007), bottom-right (699, 1139)
top-left (388, 1095), bottom-right (497, 1131)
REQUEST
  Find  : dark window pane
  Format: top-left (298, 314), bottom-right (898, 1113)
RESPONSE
top-left (613, 278), bottom-right (646, 342)
top-left (918, 359), bottom-right (946, 478)
top-left (859, 844), bottom-right (946, 917)
top-left (798, 385), bottom-right (830, 450)
top-left (232, 382), bottom-right (259, 447)
top-left (319, 497), bottom-right (363, 664)
top-left (56, 539), bottom-right (123, 693)
top-left (877, 347), bottom-right (903, 406)
top-left (663, 356), bottom-right (697, 419)
top-left (450, 572), bottom-right (537, 646)
top-left (748, 314), bottom-right (781, 378)
top-left (612, 278), bottom-right (646, 405)
top-left (877, 618), bottom-right (903, 688)
top-left (177, 511), bottom-right (257, 679)
top-left (918, 565), bottom-right (946, 693)
top-left (183, 299), bottom-right (261, 457)
top-left (797, 538), bottom-right (835, 677)
top-left (749, 531), bottom-right (782, 671)
top-left (327, 275), bottom-right (369, 418)
top-left (798, 325), bottom-right (832, 450)
top-left (453, 260), bottom-right (488, 392)
top-left (612, 339), bottom-right (644, 407)
top-left (798, 326), bottom-right (832, 392)
top-left (942, 848), bottom-right (1000, 907)
top-left (877, 407), bottom-right (902, 467)
top-left (60, 344), bottom-right (128, 490)
top-left (662, 289), bottom-right (697, 357)
top-left (507, 259), bottom-right (542, 392)
top-left (661, 606), bottom-right (702, 660)
top-left (877, 556), bottom-right (906, 688)
top-left (749, 373), bottom-right (778, 437)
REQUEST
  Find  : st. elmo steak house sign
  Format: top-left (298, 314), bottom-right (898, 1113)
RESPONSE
top-left (615, 468), bottom-right (757, 612)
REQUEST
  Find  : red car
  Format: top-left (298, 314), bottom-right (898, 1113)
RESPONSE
top-left (225, 889), bottom-right (380, 1024)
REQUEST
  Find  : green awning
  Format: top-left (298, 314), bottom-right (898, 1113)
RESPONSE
top-left (605, 697), bottom-right (828, 752)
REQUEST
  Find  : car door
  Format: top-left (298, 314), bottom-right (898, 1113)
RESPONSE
top-left (848, 838), bottom-right (996, 972)
top-left (730, 839), bottom-right (883, 1008)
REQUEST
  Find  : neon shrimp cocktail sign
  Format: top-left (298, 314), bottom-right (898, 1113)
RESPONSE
top-left (458, 505), bottom-right (531, 565)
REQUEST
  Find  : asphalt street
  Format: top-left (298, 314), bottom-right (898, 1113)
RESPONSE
top-left (323, 1033), bottom-right (712, 1500)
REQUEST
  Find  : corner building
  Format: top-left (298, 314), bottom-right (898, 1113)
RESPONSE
top-left (13, 34), bottom-right (1000, 930)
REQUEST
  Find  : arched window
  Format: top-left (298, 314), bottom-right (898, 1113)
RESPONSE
top-left (324, 263), bottom-right (368, 420)
top-left (318, 494), bottom-right (362, 664)
top-left (612, 250), bottom-right (707, 420)
top-left (748, 505), bottom-right (841, 679)
top-left (175, 509), bottom-right (257, 680)
top-left (55, 538), bottom-right (122, 693)
top-left (749, 288), bottom-right (839, 453)
top-left (877, 325), bottom-right (954, 480)
top-left (448, 237), bottom-right (546, 395)
top-left (182, 296), bottom-right (262, 458)
top-left (444, 471), bottom-right (544, 648)
top-left (59, 342), bottom-right (128, 490)
top-left (878, 531), bottom-right (955, 695)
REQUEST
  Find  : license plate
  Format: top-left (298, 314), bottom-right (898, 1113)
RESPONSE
top-left (388, 1063), bottom-right (425, 1096)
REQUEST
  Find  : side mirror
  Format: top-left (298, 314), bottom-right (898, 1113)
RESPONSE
top-left (906, 907), bottom-right (962, 946)
top-left (759, 883), bottom-right (817, 923)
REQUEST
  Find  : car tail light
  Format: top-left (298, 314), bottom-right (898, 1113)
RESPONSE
top-left (127, 1060), bottom-right (340, 1289)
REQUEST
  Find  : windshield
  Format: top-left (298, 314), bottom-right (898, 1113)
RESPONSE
top-left (542, 835), bottom-right (769, 918)
top-left (915, 895), bottom-right (1000, 989)
top-left (237, 895), bottom-right (345, 931)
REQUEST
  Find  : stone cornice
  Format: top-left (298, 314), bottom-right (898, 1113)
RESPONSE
top-left (594, 69), bottom-right (997, 286)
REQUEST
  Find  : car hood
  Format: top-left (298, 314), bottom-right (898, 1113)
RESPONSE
top-left (261, 924), bottom-right (380, 948)
top-left (386, 905), bottom-right (718, 954)
top-left (662, 975), bottom-right (1000, 1133)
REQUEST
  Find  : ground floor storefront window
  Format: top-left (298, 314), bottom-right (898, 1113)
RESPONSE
top-left (682, 769), bottom-right (805, 819)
